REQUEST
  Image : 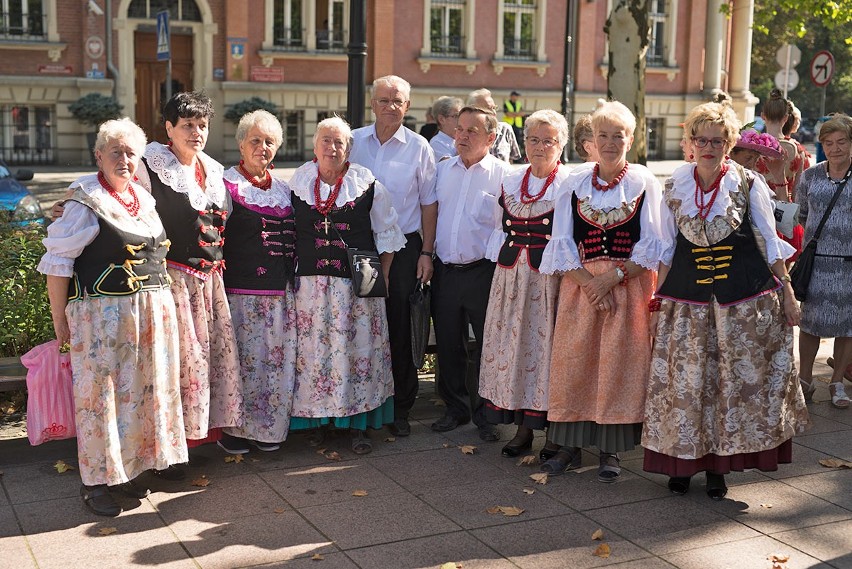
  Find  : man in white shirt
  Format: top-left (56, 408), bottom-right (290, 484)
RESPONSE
top-left (428, 106), bottom-right (510, 441)
top-left (350, 75), bottom-right (437, 438)
top-left (429, 96), bottom-right (462, 160)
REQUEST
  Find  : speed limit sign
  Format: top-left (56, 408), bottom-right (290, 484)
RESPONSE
top-left (810, 51), bottom-right (835, 87)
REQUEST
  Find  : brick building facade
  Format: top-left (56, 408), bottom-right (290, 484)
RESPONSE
top-left (0, 0), bottom-right (758, 165)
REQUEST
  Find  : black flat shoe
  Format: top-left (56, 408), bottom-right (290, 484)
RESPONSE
top-left (115, 479), bottom-right (150, 499)
top-left (478, 424), bottom-right (500, 442)
top-left (431, 414), bottom-right (469, 432)
top-left (705, 472), bottom-right (728, 501)
top-left (539, 447), bottom-right (582, 475)
top-left (667, 476), bottom-right (691, 495)
top-left (151, 465), bottom-right (186, 481)
top-left (501, 435), bottom-right (533, 457)
top-left (389, 418), bottom-right (411, 437)
top-left (81, 484), bottom-right (121, 517)
top-left (539, 442), bottom-right (560, 462)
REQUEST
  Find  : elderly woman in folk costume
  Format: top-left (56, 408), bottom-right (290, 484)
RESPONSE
top-left (479, 110), bottom-right (570, 460)
top-left (215, 110), bottom-right (298, 454)
top-left (539, 101), bottom-right (670, 482)
top-left (643, 102), bottom-right (808, 500)
top-left (39, 118), bottom-right (187, 516)
top-left (288, 116), bottom-right (406, 455)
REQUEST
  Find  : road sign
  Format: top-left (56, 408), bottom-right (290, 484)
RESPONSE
top-left (810, 50), bottom-right (834, 87)
top-left (775, 69), bottom-right (799, 92)
top-left (156, 11), bottom-right (170, 61)
top-left (776, 44), bottom-right (801, 68)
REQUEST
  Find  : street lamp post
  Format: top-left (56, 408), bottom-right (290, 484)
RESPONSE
top-left (346, 0), bottom-right (367, 128)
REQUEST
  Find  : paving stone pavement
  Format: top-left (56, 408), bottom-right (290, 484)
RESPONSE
top-left (1, 335), bottom-right (850, 569)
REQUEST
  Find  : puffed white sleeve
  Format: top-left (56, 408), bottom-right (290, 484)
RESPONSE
top-left (539, 175), bottom-right (582, 274)
top-left (630, 173), bottom-right (675, 271)
top-left (37, 200), bottom-right (99, 277)
top-left (370, 180), bottom-right (407, 253)
top-left (749, 175), bottom-right (797, 262)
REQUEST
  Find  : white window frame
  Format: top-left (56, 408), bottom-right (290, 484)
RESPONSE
top-left (495, 0), bottom-right (545, 61)
top-left (601, 0), bottom-right (678, 71)
top-left (0, 0), bottom-right (64, 61)
top-left (263, 0), bottom-right (349, 53)
top-left (422, 0), bottom-right (471, 58)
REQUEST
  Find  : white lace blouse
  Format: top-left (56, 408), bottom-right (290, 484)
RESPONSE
top-left (135, 142), bottom-right (227, 209)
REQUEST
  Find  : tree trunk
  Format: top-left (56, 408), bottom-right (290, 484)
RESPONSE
top-left (604, 0), bottom-right (649, 165)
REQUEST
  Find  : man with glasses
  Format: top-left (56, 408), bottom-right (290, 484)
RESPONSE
top-left (428, 106), bottom-right (511, 441)
top-left (350, 75), bottom-right (437, 438)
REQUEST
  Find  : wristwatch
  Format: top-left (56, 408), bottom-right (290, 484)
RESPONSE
top-left (420, 250), bottom-right (435, 260)
top-left (614, 266), bottom-right (625, 282)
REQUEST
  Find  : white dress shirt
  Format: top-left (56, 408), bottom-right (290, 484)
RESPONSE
top-left (350, 124), bottom-right (437, 234)
top-left (429, 130), bottom-right (457, 160)
top-left (434, 153), bottom-right (511, 264)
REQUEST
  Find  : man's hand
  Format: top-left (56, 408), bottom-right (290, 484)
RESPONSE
top-left (417, 255), bottom-right (433, 283)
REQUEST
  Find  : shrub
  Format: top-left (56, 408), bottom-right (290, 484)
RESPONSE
top-left (0, 222), bottom-right (53, 357)
top-left (224, 97), bottom-right (281, 123)
top-left (68, 93), bottom-right (124, 128)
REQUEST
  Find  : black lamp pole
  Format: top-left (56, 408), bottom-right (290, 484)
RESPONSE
top-left (346, 0), bottom-right (367, 128)
top-left (561, 0), bottom-right (578, 162)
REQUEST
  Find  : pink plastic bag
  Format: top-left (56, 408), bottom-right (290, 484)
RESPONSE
top-left (21, 339), bottom-right (76, 445)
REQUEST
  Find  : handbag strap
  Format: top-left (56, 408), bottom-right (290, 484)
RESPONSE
top-left (811, 163), bottom-right (852, 242)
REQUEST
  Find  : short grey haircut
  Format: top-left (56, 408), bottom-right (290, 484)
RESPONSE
top-left (432, 96), bottom-right (463, 120)
top-left (466, 88), bottom-right (496, 111)
top-left (591, 101), bottom-right (637, 136)
top-left (94, 117), bottom-right (147, 156)
top-left (235, 110), bottom-right (283, 151)
top-left (314, 115), bottom-right (354, 154)
top-left (372, 75), bottom-right (411, 101)
top-left (524, 109), bottom-right (569, 148)
top-left (459, 105), bottom-right (498, 134)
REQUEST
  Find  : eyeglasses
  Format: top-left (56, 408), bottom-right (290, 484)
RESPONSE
top-left (374, 98), bottom-right (407, 109)
top-left (526, 137), bottom-right (558, 148)
top-left (691, 137), bottom-right (727, 149)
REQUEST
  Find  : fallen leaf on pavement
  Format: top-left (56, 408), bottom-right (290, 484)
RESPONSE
top-left (760, 503), bottom-right (773, 509)
top-left (529, 472), bottom-right (548, 485)
top-left (460, 445), bottom-right (476, 455)
top-left (323, 450), bottom-right (342, 461)
top-left (98, 527), bottom-right (118, 536)
top-left (311, 553), bottom-right (324, 561)
top-left (592, 528), bottom-right (604, 541)
top-left (522, 487), bottom-right (535, 495)
top-left (516, 455), bottom-right (537, 466)
top-left (274, 507), bottom-right (285, 513)
top-left (54, 460), bottom-right (74, 473)
top-left (191, 476), bottom-right (211, 487)
top-left (224, 454), bottom-right (244, 464)
top-left (768, 553), bottom-right (790, 568)
top-left (818, 458), bottom-right (852, 469)
top-left (486, 505), bottom-right (525, 517)
top-left (352, 489), bottom-right (368, 497)
top-left (593, 543), bottom-right (611, 558)
top-left (384, 437), bottom-right (396, 442)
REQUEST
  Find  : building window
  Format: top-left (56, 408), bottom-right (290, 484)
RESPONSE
top-left (281, 110), bottom-right (303, 160)
top-left (269, 0), bottom-right (348, 52)
top-left (646, 118), bottom-right (665, 160)
top-left (502, 0), bottom-right (536, 59)
top-left (316, 0), bottom-right (346, 51)
top-left (430, 0), bottom-right (464, 56)
top-left (647, 0), bottom-right (667, 67)
top-left (0, 0), bottom-right (45, 40)
top-left (273, 0), bottom-right (304, 49)
top-left (127, 0), bottom-right (202, 21)
top-left (1, 105), bottom-right (54, 165)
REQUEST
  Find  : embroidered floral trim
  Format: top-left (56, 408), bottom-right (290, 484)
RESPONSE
top-left (224, 167), bottom-right (293, 214)
top-left (289, 161), bottom-right (376, 206)
top-left (144, 142), bottom-right (226, 209)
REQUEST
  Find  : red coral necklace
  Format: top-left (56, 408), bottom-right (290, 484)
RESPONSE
top-left (98, 172), bottom-right (140, 217)
top-left (519, 163), bottom-right (560, 204)
top-left (693, 164), bottom-right (728, 220)
top-left (238, 160), bottom-right (272, 190)
top-left (313, 161), bottom-right (349, 234)
top-left (591, 161), bottom-right (629, 191)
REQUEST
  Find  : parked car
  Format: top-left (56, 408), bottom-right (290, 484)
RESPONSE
top-left (0, 159), bottom-right (44, 225)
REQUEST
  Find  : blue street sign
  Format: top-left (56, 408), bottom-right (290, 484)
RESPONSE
top-left (156, 11), bottom-right (170, 61)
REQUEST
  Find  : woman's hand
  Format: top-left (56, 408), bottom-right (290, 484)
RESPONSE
top-left (581, 270), bottom-right (619, 307)
top-left (53, 317), bottom-right (70, 348)
top-left (782, 284), bottom-right (800, 326)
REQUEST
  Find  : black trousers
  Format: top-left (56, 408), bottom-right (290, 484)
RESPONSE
top-left (431, 259), bottom-right (495, 427)
top-left (386, 232), bottom-right (422, 419)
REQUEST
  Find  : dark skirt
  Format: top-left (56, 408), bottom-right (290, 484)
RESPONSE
top-left (485, 401), bottom-right (548, 430)
top-left (549, 421), bottom-right (642, 453)
top-left (643, 438), bottom-right (794, 477)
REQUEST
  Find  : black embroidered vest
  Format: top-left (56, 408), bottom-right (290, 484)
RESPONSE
top-left (144, 158), bottom-right (230, 278)
top-left (572, 191), bottom-right (645, 262)
top-left (293, 184), bottom-right (376, 278)
top-left (656, 207), bottom-right (778, 306)
top-left (222, 195), bottom-right (296, 292)
top-left (68, 194), bottom-right (170, 300)
top-left (496, 193), bottom-right (554, 271)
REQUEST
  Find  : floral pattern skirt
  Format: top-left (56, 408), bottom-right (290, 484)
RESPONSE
top-left (479, 255), bottom-right (559, 421)
top-left (168, 268), bottom-right (242, 440)
top-left (291, 275), bottom-right (394, 420)
top-left (224, 291), bottom-right (297, 443)
top-left (641, 292), bottom-right (809, 473)
top-left (67, 290), bottom-right (187, 486)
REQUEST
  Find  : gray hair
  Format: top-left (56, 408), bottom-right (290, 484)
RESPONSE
top-left (94, 117), bottom-right (147, 156)
top-left (235, 110), bottom-right (283, 150)
top-left (466, 88), bottom-right (496, 111)
top-left (432, 96), bottom-right (463, 120)
top-left (314, 115), bottom-right (354, 153)
top-left (591, 101), bottom-right (637, 136)
top-left (524, 109), bottom-right (569, 148)
top-left (372, 75), bottom-right (411, 101)
top-left (459, 105), bottom-right (498, 134)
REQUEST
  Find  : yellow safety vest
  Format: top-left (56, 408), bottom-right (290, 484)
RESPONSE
top-left (503, 100), bottom-right (523, 127)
